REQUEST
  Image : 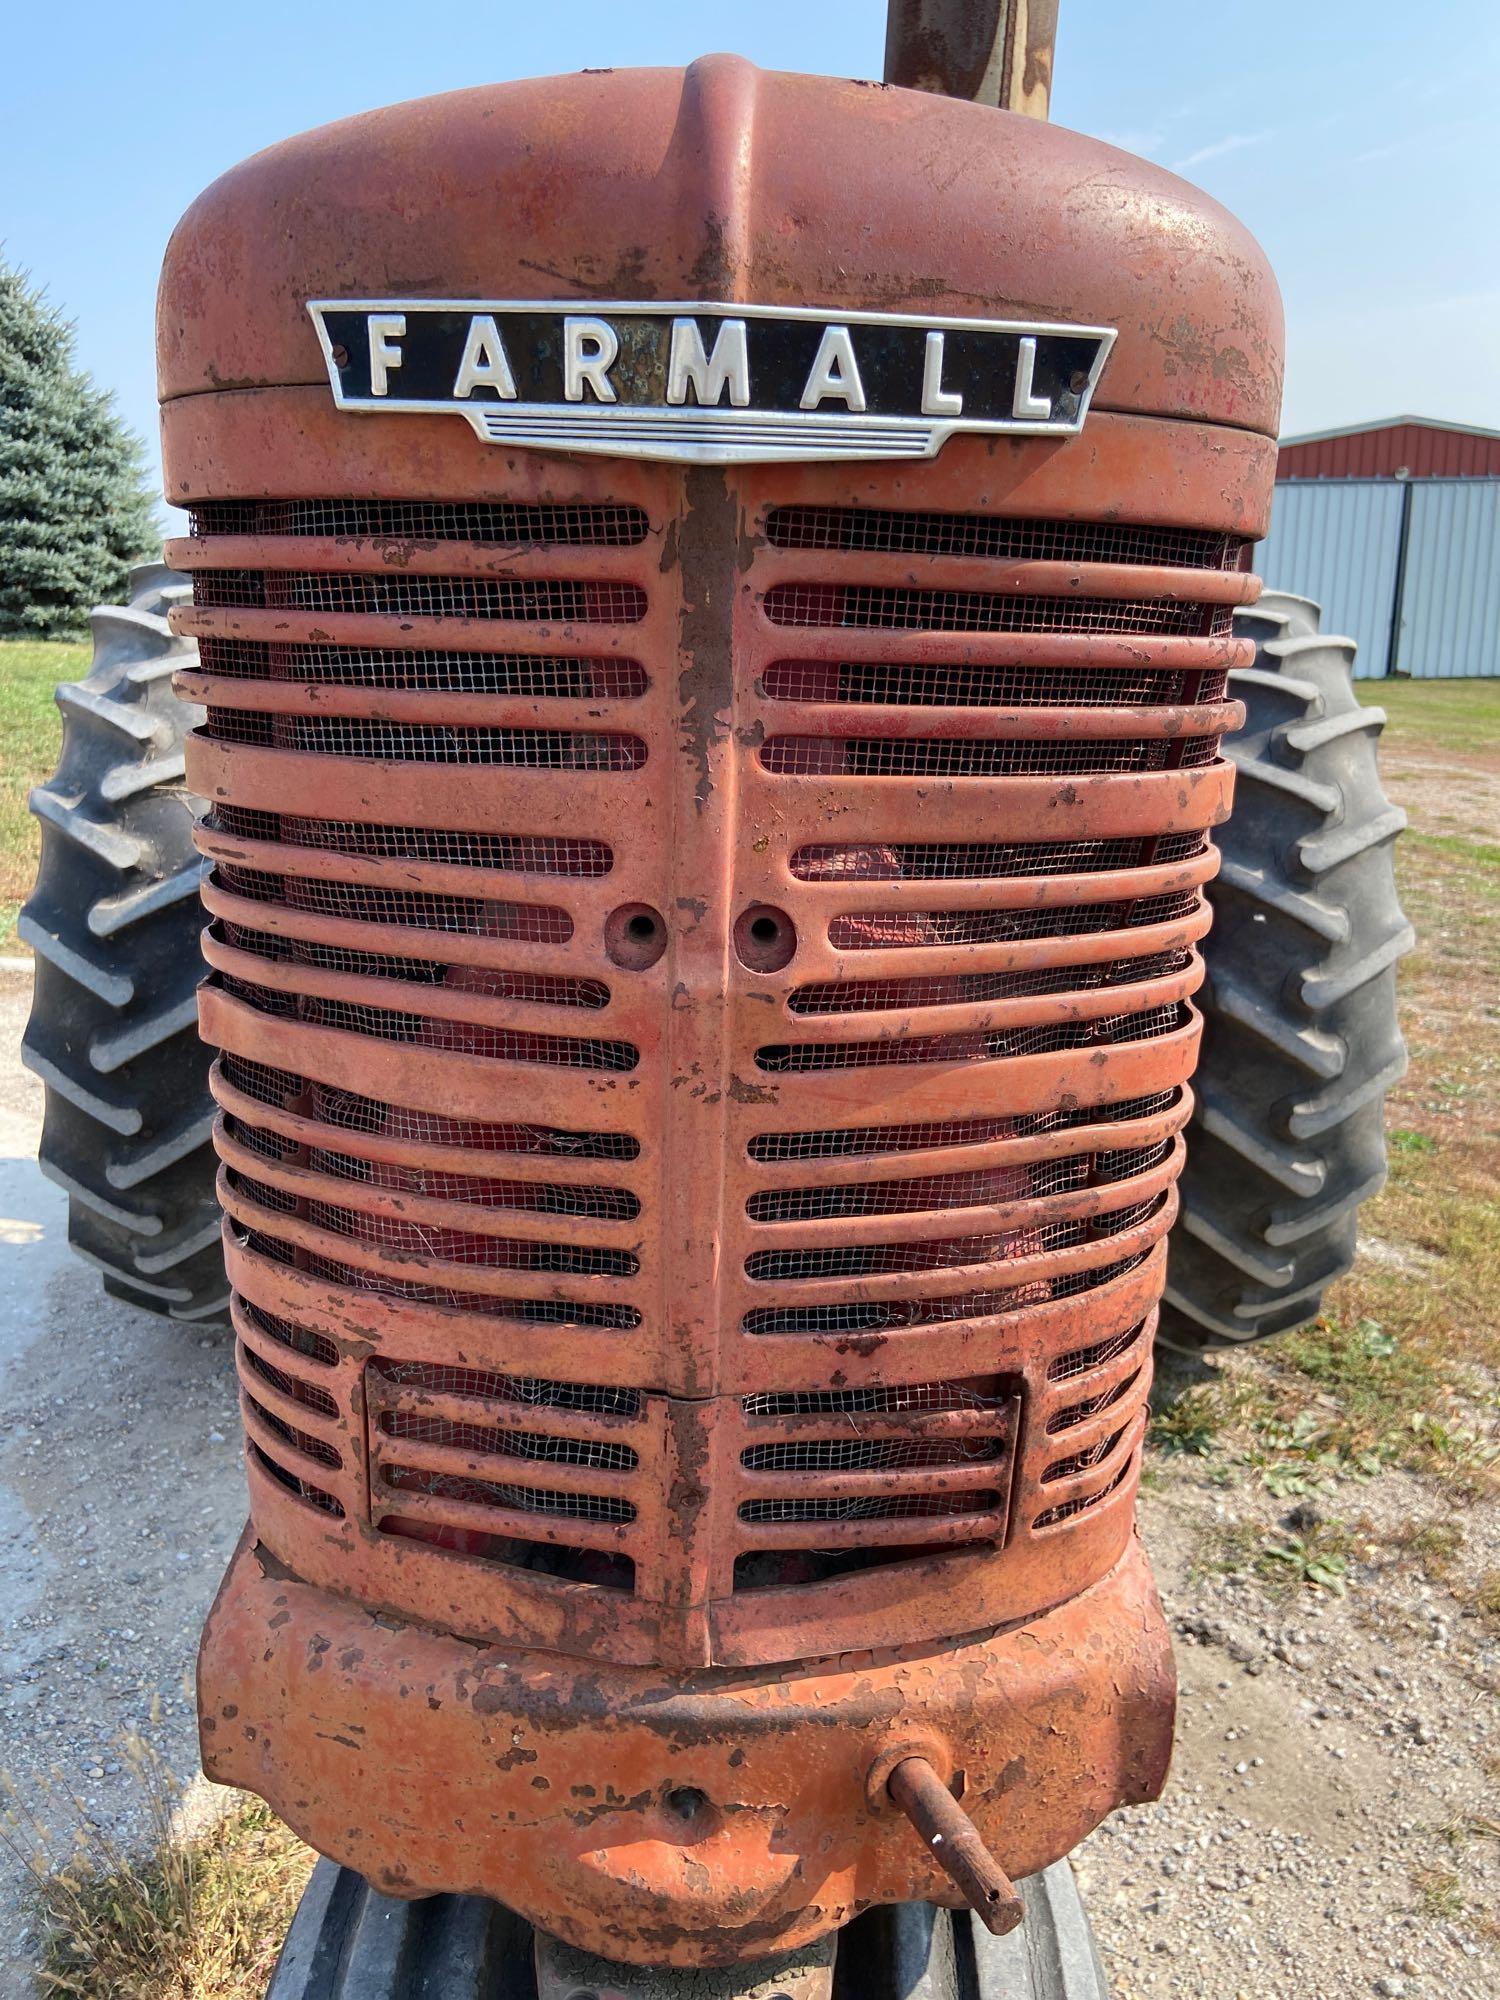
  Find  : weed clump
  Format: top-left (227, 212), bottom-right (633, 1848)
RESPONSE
top-left (2, 1730), bottom-right (312, 2000)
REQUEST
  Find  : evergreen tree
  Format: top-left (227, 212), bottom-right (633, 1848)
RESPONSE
top-left (0, 261), bottom-right (158, 639)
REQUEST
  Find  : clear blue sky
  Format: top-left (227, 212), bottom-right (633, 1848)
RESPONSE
top-left (4, 0), bottom-right (1496, 511)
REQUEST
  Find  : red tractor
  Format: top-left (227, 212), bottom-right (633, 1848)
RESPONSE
top-left (22, 5), bottom-right (1407, 1992)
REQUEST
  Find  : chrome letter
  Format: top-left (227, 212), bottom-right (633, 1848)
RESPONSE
top-left (367, 313), bottom-right (406, 396)
top-left (564, 317), bottom-right (619, 403)
top-left (452, 315), bottom-right (518, 400)
top-left (799, 325), bottom-right (866, 412)
top-left (920, 330), bottom-right (963, 417)
top-left (666, 317), bottom-right (750, 407)
top-left (1011, 336), bottom-right (1052, 421)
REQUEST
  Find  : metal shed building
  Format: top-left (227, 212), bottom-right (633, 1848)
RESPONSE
top-left (1262, 417), bottom-right (1500, 679)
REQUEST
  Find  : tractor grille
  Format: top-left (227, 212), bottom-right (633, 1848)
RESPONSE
top-left (178, 475), bottom-right (1247, 1671)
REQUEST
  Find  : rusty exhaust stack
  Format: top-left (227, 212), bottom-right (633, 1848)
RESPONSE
top-left (884, 0), bottom-right (1058, 115)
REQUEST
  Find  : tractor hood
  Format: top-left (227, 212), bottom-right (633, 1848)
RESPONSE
top-left (157, 55), bottom-right (1282, 438)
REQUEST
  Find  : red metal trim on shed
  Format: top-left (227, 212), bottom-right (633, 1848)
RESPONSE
top-left (1279, 421), bottom-right (1500, 481)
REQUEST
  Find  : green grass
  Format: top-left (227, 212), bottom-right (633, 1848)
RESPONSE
top-left (0, 639), bottom-right (87, 948)
top-left (1403, 832), bottom-right (1500, 889)
top-left (1148, 668), bottom-right (1500, 1510)
top-left (1355, 674), bottom-right (1500, 754)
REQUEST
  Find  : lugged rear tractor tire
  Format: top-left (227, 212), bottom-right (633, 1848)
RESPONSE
top-left (20, 563), bottom-right (229, 1327)
top-left (1161, 592), bottom-right (1414, 1353)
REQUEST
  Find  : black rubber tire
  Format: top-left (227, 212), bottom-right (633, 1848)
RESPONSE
top-left (1161, 592), bottom-right (1414, 1353)
top-left (20, 562), bottom-right (229, 1326)
top-left (267, 1859), bottom-right (1109, 1999)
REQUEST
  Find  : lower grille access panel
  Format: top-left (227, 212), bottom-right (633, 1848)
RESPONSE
top-left (173, 470), bottom-right (1252, 1672)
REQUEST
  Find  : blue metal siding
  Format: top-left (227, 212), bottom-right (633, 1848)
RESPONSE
top-left (1259, 481), bottom-right (1406, 678)
top-left (1260, 476), bottom-right (1500, 678)
top-left (1393, 481), bottom-right (1500, 679)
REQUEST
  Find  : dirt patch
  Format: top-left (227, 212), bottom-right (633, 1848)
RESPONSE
top-left (1077, 1464), bottom-right (1500, 1999)
top-left (1382, 751), bottom-right (1500, 843)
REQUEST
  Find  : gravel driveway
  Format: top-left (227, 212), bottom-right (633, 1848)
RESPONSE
top-left (0, 967), bottom-right (243, 2000)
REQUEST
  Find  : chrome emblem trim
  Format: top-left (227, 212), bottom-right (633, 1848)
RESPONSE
top-left (308, 300), bottom-right (1115, 465)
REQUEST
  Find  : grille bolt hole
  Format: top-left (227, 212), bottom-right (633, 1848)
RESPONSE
top-left (605, 904), bottom-right (667, 969)
top-left (735, 904), bottom-right (796, 973)
top-left (663, 1786), bottom-right (709, 1823)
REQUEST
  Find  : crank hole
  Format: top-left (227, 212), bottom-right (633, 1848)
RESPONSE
top-left (605, 903), bottom-right (667, 969)
top-left (734, 904), bottom-right (796, 973)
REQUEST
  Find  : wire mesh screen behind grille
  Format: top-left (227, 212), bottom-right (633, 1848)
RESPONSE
top-left (216, 1054), bottom-right (640, 1159)
top-left (241, 1344), bottom-right (339, 1418)
top-left (201, 712), bottom-right (648, 768)
top-left (747, 1139), bottom-right (1172, 1223)
top-left (760, 735), bottom-right (1218, 779)
top-left (242, 1301), bottom-right (339, 1368)
top-left (216, 920), bottom-right (610, 1009)
top-left (732, 1378), bottom-right (1018, 1582)
top-left (823, 890), bottom-right (1199, 952)
top-left (199, 639), bottom-right (649, 698)
top-left (743, 1379), bottom-right (1006, 1420)
top-left (369, 1359), bottom-right (642, 1588)
top-left (191, 499), bottom-right (650, 544)
top-left (216, 864), bottom-right (574, 940)
top-left (193, 570), bottom-right (647, 623)
top-left (787, 948), bottom-right (1192, 1014)
top-left (763, 581), bottom-right (1230, 638)
top-left (765, 505), bottom-right (1246, 570)
top-left (743, 1196), bottom-right (1163, 1283)
top-left (1032, 1459), bottom-right (1133, 1531)
top-left (381, 1411), bottom-right (639, 1472)
top-left (761, 659), bottom-right (1227, 708)
top-left (742, 1252), bottom-right (1147, 1337)
top-left (791, 831), bottom-right (1206, 882)
top-left (217, 977), bottom-right (640, 1071)
top-left (299, 1144), bottom-right (640, 1220)
top-left (245, 1395), bottom-right (341, 1470)
top-left (381, 1464), bottom-right (636, 1524)
top-left (740, 1490), bottom-right (1000, 1525)
top-left (209, 807), bottom-right (614, 877)
top-left (227, 1169), bottom-right (639, 1277)
top-left (1048, 1321), bottom-right (1148, 1384)
top-left (747, 1088), bottom-right (1181, 1163)
top-left (1047, 1369), bottom-right (1142, 1436)
top-left (251, 1444), bottom-right (344, 1516)
top-left (372, 1359), bottom-right (642, 1416)
top-left (757, 1001), bottom-right (1188, 1073)
top-left (241, 1233), bottom-right (643, 1329)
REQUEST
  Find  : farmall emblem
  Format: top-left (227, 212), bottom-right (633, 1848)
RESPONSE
top-left (308, 300), bottom-right (1114, 464)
